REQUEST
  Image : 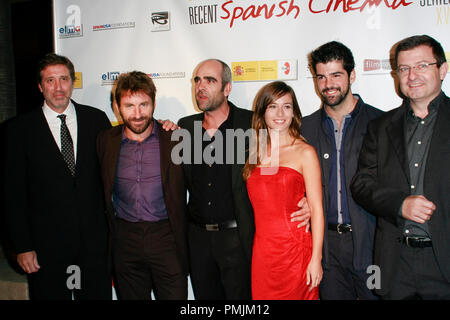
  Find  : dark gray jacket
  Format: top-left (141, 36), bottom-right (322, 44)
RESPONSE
top-left (351, 93), bottom-right (450, 295)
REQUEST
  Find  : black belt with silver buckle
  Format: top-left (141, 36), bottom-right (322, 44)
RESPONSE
top-left (403, 236), bottom-right (432, 248)
top-left (328, 223), bottom-right (352, 234)
top-left (192, 219), bottom-right (237, 231)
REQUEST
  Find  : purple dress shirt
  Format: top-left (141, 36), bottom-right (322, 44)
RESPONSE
top-left (113, 120), bottom-right (168, 222)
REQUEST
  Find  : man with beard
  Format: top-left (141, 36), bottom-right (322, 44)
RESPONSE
top-left (96, 71), bottom-right (188, 299)
top-left (300, 42), bottom-right (383, 299)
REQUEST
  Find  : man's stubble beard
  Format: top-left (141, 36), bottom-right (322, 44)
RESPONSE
top-left (196, 91), bottom-right (226, 112)
top-left (321, 82), bottom-right (350, 108)
top-left (123, 116), bottom-right (153, 135)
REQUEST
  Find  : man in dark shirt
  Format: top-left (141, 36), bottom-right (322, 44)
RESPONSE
top-left (177, 59), bottom-right (254, 299)
top-left (301, 41), bottom-right (383, 299)
top-left (189, 106), bottom-right (236, 226)
top-left (97, 71), bottom-right (188, 300)
top-left (351, 35), bottom-right (450, 299)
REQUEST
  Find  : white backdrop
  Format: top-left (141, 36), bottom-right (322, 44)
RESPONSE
top-left (53, 0), bottom-right (449, 299)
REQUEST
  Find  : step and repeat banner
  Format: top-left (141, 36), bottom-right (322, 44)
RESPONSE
top-left (53, 0), bottom-right (449, 125)
top-left (53, 0), bottom-right (449, 299)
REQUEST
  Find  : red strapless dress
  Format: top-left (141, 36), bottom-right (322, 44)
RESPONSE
top-left (247, 166), bottom-right (319, 300)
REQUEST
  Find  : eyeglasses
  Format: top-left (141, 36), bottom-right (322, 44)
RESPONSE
top-left (396, 62), bottom-right (438, 76)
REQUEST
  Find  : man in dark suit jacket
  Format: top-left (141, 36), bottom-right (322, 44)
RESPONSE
top-left (177, 59), bottom-right (254, 299)
top-left (97, 71), bottom-right (188, 300)
top-left (351, 35), bottom-right (450, 299)
top-left (301, 41), bottom-right (383, 300)
top-left (3, 53), bottom-right (112, 299)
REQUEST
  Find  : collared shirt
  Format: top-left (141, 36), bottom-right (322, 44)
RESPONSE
top-left (42, 101), bottom-right (78, 161)
top-left (189, 106), bottom-right (235, 224)
top-left (323, 96), bottom-right (362, 225)
top-left (403, 92), bottom-right (442, 238)
top-left (113, 120), bottom-right (168, 222)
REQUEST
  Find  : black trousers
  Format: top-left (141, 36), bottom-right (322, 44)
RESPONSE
top-left (383, 243), bottom-right (450, 300)
top-left (319, 230), bottom-right (378, 300)
top-left (188, 223), bottom-right (251, 300)
top-left (28, 246), bottom-right (111, 300)
top-left (113, 218), bottom-right (187, 300)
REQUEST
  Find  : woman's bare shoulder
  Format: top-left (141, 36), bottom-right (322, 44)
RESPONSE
top-left (293, 139), bottom-right (317, 158)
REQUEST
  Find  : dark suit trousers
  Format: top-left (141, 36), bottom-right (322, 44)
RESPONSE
top-left (319, 231), bottom-right (378, 300)
top-left (188, 223), bottom-right (251, 300)
top-left (383, 243), bottom-right (450, 300)
top-left (113, 218), bottom-right (187, 300)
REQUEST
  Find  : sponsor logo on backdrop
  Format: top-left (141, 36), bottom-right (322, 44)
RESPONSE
top-left (232, 60), bottom-right (297, 82)
top-left (59, 25), bottom-right (83, 38)
top-left (363, 59), bottom-right (392, 74)
top-left (148, 72), bottom-right (186, 79)
top-left (234, 65), bottom-right (244, 76)
top-left (100, 71), bottom-right (185, 85)
top-left (278, 60), bottom-right (297, 79)
top-left (58, 5), bottom-right (83, 38)
top-left (93, 22), bottom-right (135, 31)
top-left (151, 11), bottom-right (171, 31)
top-left (101, 72), bottom-right (121, 86)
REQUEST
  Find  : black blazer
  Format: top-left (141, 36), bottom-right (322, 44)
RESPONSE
top-left (177, 102), bottom-right (255, 261)
top-left (351, 93), bottom-right (450, 295)
top-left (301, 96), bottom-right (384, 270)
top-left (3, 101), bottom-right (111, 264)
top-left (96, 124), bottom-right (188, 275)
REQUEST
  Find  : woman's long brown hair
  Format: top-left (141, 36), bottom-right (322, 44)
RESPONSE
top-left (242, 81), bottom-right (305, 181)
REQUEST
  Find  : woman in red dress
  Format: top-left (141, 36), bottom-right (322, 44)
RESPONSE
top-left (243, 81), bottom-right (324, 300)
